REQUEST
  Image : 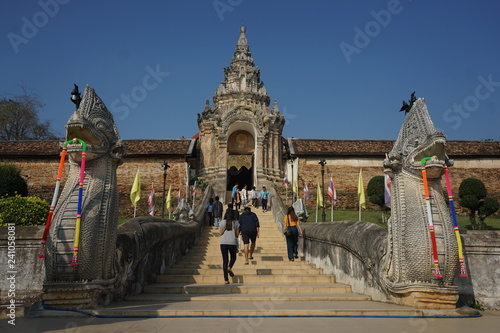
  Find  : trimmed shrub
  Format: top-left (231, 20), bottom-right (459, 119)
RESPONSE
top-left (0, 196), bottom-right (49, 226)
top-left (459, 177), bottom-right (499, 230)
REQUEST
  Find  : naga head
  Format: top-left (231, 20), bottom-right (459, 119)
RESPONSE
top-left (384, 98), bottom-right (451, 178)
top-left (66, 85), bottom-right (125, 163)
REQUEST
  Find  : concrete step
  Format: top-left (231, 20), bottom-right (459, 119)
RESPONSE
top-left (143, 283), bottom-right (352, 294)
top-left (156, 274), bottom-right (335, 284)
top-left (165, 267), bottom-right (324, 275)
top-left (95, 300), bottom-right (424, 317)
top-left (170, 262), bottom-right (311, 269)
top-left (123, 292), bottom-right (370, 302)
top-left (188, 246), bottom-right (290, 253)
top-left (176, 255), bottom-right (297, 263)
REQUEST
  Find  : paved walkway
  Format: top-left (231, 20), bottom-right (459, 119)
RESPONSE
top-left (1, 311), bottom-right (499, 333)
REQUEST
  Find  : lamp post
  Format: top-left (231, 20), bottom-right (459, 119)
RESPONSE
top-left (289, 156), bottom-right (296, 203)
top-left (161, 161), bottom-right (170, 218)
top-left (319, 159), bottom-right (326, 222)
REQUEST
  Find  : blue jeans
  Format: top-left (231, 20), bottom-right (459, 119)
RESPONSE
top-left (261, 198), bottom-right (268, 210)
top-left (285, 226), bottom-right (299, 260)
top-left (214, 217), bottom-right (221, 228)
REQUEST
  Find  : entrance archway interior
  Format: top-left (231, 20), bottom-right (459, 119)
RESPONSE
top-left (227, 165), bottom-right (253, 191)
top-left (226, 130), bottom-right (255, 192)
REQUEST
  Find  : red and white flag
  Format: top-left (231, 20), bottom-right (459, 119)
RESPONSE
top-left (283, 173), bottom-right (289, 188)
top-left (147, 183), bottom-right (155, 216)
top-left (327, 176), bottom-right (337, 204)
top-left (192, 181), bottom-right (197, 196)
top-left (303, 181), bottom-right (311, 200)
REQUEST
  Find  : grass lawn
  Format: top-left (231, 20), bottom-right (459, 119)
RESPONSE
top-left (305, 209), bottom-right (500, 230)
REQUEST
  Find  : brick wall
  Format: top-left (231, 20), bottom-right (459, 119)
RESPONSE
top-left (2, 149), bottom-right (499, 218)
top-left (117, 156), bottom-right (190, 217)
top-left (286, 157), bottom-right (500, 213)
top-left (0, 155), bottom-right (194, 218)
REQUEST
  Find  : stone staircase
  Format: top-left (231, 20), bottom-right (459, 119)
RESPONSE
top-left (94, 210), bottom-right (423, 317)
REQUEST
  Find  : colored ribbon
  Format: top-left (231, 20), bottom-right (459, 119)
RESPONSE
top-left (38, 138), bottom-right (87, 268)
top-left (38, 143), bottom-right (69, 258)
top-left (421, 157), bottom-right (442, 278)
top-left (443, 164), bottom-right (468, 277)
top-left (70, 139), bottom-right (87, 266)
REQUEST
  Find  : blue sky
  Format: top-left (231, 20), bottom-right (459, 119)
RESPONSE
top-left (1, 0), bottom-right (499, 141)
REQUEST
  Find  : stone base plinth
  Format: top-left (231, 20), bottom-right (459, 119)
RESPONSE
top-left (42, 281), bottom-right (114, 310)
top-left (390, 290), bottom-right (459, 309)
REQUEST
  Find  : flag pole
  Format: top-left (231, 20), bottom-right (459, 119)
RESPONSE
top-left (315, 200), bottom-right (318, 223)
top-left (331, 201), bottom-right (333, 222)
top-left (315, 183), bottom-right (319, 223)
top-left (191, 181), bottom-right (196, 211)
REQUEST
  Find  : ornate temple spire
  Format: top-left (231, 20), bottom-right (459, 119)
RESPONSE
top-left (237, 25), bottom-right (248, 47)
top-left (231, 25), bottom-right (254, 67)
top-left (213, 26), bottom-right (270, 108)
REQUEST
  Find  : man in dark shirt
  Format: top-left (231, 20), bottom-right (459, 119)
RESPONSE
top-left (238, 206), bottom-right (260, 264)
top-left (212, 196), bottom-right (223, 228)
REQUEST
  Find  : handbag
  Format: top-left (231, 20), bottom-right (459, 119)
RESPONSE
top-left (283, 215), bottom-right (292, 236)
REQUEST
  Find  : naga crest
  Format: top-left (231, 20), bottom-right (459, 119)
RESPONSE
top-left (384, 98), bottom-right (452, 176)
top-left (66, 85), bottom-right (125, 162)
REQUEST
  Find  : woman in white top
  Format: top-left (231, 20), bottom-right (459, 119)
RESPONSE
top-left (219, 211), bottom-right (240, 284)
top-left (241, 185), bottom-right (248, 206)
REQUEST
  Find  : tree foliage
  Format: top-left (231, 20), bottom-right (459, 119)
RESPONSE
top-left (0, 87), bottom-right (59, 140)
top-left (459, 178), bottom-right (499, 230)
top-left (0, 164), bottom-right (28, 197)
top-left (0, 195), bottom-right (49, 226)
top-left (367, 175), bottom-right (389, 223)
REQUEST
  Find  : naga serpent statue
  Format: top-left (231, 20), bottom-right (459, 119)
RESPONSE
top-left (302, 97), bottom-right (464, 309)
top-left (383, 97), bottom-right (459, 307)
top-left (45, 85), bottom-right (125, 283)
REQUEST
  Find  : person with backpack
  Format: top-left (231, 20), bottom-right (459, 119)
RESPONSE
top-left (206, 197), bottom-right (214, 226)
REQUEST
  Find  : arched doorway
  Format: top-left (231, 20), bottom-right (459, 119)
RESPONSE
top-left (226, 130), bottom-right (254, 191)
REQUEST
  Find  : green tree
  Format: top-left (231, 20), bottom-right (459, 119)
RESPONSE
top-left (459, 178), bottom-right (499, 230)
top-left (367, 175), bottom-right (389, 223)
top-left (0, 164), bottom-right (28, 197)
top-left (0, 87), bottom-right (59, 140)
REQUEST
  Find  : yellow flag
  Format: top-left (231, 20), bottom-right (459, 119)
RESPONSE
top-left (165, 185), bottom-right (172, 212)
top-left (317, 181), bottom-right (324, 208)
top-left (130, 168), bottom-right (141, 207)
top-left (358, 169), bottom-right (366, 209)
